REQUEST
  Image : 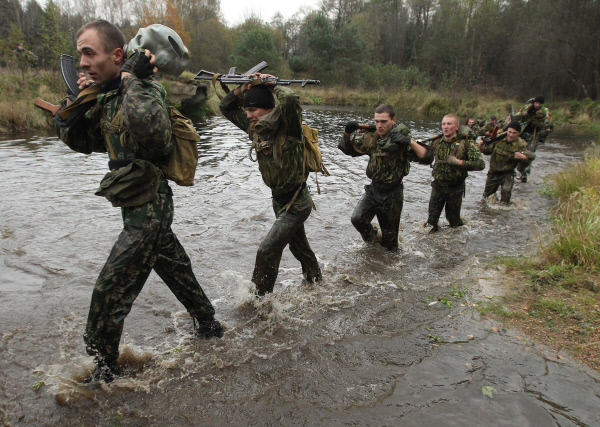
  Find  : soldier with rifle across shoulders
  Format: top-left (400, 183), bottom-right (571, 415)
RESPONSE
top-left (480, 121), bottom-right (535, 204)
top-left (510, 94), bottom-right (551, 182)
top-left (339, 105), bottom-right (428, 251)
top-left (219, 74), bottom-right (322, 296)
top-left (422, 114), bottom-right (485, 233)
top-left (54, 19), bottom-right (223, 383)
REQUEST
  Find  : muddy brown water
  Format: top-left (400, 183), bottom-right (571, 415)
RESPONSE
top-left (1, 107), bottom-right (598, 426)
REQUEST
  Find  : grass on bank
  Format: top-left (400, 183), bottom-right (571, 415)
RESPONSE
top-left (480, 147), bottom-right (600, 371)
top-left (5, 65), bottom-right (600, 134)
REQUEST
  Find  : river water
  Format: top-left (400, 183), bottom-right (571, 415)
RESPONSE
top-left (1, 107), bottom-right (598, 426)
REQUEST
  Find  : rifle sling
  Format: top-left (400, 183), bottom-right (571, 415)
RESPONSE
top-left (58, 85), bottom-right (101, 120)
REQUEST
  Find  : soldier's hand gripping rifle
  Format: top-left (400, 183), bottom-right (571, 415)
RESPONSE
top-left (479, 131), bottom-right (508, 147)
top-left (415, 133), bottom-right (443, 149)
top-left (195, 61), bottom-right (321, 95)
top-left (343, 122), bottom-right (438, 150)
top-left (34, 54), bottom-right (101, 126)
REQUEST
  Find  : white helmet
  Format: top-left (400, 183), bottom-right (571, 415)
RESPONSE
top-left (127, 24), bottom-right (190, 77)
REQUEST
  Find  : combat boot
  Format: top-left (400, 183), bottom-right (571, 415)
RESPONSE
top-left (194, 317), bottom-right (224, 339)
top-left (84, 357), bottom-right (120, 383)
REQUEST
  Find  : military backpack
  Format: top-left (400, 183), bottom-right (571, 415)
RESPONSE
top-left (102, 104), bottom-right (200, 186)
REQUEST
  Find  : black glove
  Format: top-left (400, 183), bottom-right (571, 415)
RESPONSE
top-left (380, 133), bottom-right (412, 153)
top-left (391, 133), bottom-right (412, 147)
top-left (120, 50), bottom-right (154, 79)
top-left (345, 121), bottom-right (360, 134)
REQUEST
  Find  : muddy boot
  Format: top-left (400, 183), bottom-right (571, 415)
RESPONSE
top-left (426, 221), bottom-right (439, 234)
top-left (84, 357), bottom-right (120, 383)
top-left (194, 317), bottom-right (224, 339)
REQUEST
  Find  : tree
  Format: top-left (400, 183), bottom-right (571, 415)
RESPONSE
top-left (138, 0), bottom-right (191, 46)
top-left (230, 25), bottom-right (282, 73)
top-left (39, 0), bottom-right (72, 69)
top-left (188, 17), bottom-right (234, 72)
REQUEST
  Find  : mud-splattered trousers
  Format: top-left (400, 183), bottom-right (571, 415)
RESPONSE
top-left (483, 171), bottom-right (515, 204)
top-left (338, 124), bottom-right (416, 251)
top-left (351, 182), bottom-right (404, 251)
top-left (251, 187), bottom-right (321, 295)
top-left (219, 87), bottom-right (321, 295)
top-left (422, 135), bottom-right (485, 229)
top-left (481, 136), bottom-right (534, 203)
top-left (56, 76), bottom-right (215, 363)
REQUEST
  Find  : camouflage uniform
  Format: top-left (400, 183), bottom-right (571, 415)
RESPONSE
top-left (219, 86), bottom-right (321, 295)
top-left (56, 75), bottom-right (215, 364)
top-left (512, 103), bottom-right (550, 179)
top-left (338, 123), bottom-right (419, 251)
top-left (481, 121), bottom-right (498, 137)
top-left (422, 130), bottom-right (485, 229)
top-left (480, 135), bottom-right (535, 203)
top-left (470, 123), bottom-right (482, 137)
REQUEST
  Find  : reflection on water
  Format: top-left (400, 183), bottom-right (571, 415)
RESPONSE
top-left (0, 109), bottom-right (598, 426)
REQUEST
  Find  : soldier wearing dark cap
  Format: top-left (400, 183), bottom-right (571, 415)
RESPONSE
top-left (511, 94), bottom-right (551, 182)
top-left (480, 121), bottom-right (535, 204)
top-left (219, 74), bottom-right (321, 296)
top-left (55, 20), bottom-right (223, 383)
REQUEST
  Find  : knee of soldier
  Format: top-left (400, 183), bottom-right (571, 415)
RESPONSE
top-left (256, 241), bottom-right (277, 260)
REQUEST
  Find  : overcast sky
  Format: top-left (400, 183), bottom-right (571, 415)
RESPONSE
top-left (219, 0), bottom-right (320, 26)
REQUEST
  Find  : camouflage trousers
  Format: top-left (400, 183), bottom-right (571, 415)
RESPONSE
top-left (84, 181), bottom-right (215, 363)
top-left (517, 130), bottom-right (541, 178)
top-left (427, 180), bottom-right (465, 229)
top-left (351, 182), bottom-right (404, 251)
top-left (252, 186), bottom-right (321, 295)
top-left (483, 170), bottom-right (515, 204)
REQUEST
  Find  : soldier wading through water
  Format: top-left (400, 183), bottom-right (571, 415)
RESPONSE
top-left (55, 20), bottom-right (223, 383)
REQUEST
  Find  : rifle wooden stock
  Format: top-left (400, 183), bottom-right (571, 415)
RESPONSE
top-left (34, 98), bottom-right (60, 116)
top-left (480, 131), bottom-right (508, 146)
top-left (358, 124), bottom-right (376, 132)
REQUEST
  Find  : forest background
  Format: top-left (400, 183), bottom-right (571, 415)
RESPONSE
top-left (1, 0), bottom-right (600, 103)
top-left (1, 0), bottom-right (600, 370)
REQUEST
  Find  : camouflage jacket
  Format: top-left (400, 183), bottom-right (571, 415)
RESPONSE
top-left (56, 76), bottom-right (172, 163)
top-left (219, 86), bottom-right (306, 196)
top-left (513, 103), bottom-right (550, 131)
top-left (480, 136), bottom-right (535, 173)
top-left (339, 123), bottom-right (419, 189)
top-left (422, 132), bottom-right (485, 186)
top-left (481, 122), bottom-right (497, 136)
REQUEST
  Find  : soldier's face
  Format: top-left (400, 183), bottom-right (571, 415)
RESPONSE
top-left (442, 116), bottom-right (459, 139)
top-left (468, 119), bottom-right (475, 127)
top-left (245, 107), bottom-right (273, 125)
top-left (506, 128), bottom-right (520, 142)
top-left (533, 102), bottom-right (542, 110)
top-left (491, 118), bottom-right (497, 124)
top-left (374, 112), bottom-right (396, 138)
top-left (77, 29), bottom-right (123, 85)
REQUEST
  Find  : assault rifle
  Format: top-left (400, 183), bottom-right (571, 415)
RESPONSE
top-left (194, 61), bottom-right (321, 87)
top-left (479, 131), bottom-right (508, 146)
top-left (337, 123), bottom-right (376, 133)
top-left (34, 54), bottom-right (85, 116)
top-left (34, 54), bottom-right (100, 127)
top-left (417, 133), bottom-right (443, 147)
top-left (341, 123), bottom-right (439, 149)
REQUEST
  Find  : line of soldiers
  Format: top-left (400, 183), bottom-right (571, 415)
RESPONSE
top-left (340, 100), bottom-right (548, 247)
top-left (468, 95), bottom-right (553, 182)
top-left (54, 19), bottom-right (554, 384)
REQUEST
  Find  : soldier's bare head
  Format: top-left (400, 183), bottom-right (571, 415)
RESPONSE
top-left (77, 20), bottom-right (126, 58)
top-left (374, 104), bottom-right (397, 138)
top-left (442, 114), bottom-right (460, 139)
top-left (76, 20), bottom-right (125, 84)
